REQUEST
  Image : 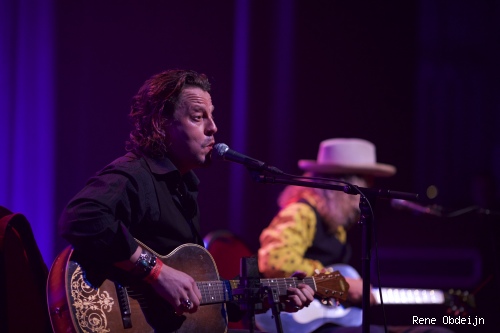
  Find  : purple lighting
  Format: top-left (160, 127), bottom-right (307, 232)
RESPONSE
top-left (0, 0), bottom-right (55, 267)
top-left (229, 0), bottom-right (250, 232)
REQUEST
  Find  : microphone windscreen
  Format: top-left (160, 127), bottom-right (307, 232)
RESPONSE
top-left (212, 143), bottom-right (229, 160)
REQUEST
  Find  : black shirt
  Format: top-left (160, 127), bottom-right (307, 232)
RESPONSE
top-left (59, 152), bottom-right (203, 265)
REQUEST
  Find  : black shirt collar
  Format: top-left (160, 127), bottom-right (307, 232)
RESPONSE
top-left (128, 152), bottom-right (200, 191)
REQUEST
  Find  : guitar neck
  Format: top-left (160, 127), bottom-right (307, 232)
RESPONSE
top-left (259, 276), bottom-right (316, 296)
top-left (372, 287), bottom-right (445, 305)
top-left (197, 277), bottom-right (317, 306)
top-left (196, 280), bottom-right (235, 305)
top-left (137, 241), bottom-right (347, 307)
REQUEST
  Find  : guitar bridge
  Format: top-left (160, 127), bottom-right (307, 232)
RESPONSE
top-left (115, 282), bottom-right (132, 329)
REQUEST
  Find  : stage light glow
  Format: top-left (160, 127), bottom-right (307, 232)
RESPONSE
top-left (426, 185), bottom-right (438, 199)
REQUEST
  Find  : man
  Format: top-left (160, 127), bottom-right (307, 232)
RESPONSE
top-left (59, 69), bottom-right (313, 332)
top-left (257, 138), bottom-right (454, 333)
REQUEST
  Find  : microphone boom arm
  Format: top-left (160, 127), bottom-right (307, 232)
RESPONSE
top-left (251, 172), bottom-right (418, 201)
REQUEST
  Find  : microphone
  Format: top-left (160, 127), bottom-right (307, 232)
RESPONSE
top-left (390, 199), bottom-right (442, 217)
top-left (212, 143), bottom-right (284, 174)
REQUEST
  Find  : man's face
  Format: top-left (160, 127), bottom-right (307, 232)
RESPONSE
top-left (167, 86), bottom-right (217, 174)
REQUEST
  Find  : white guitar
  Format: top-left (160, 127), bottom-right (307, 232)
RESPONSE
top-left (255, 264), bottom-right (467, 333)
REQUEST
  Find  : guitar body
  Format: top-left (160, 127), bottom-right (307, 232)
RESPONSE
top-left (47, 243), bottom-right (228, 333)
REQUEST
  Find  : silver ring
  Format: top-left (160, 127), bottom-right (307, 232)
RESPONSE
top-left (181, 298), bottom-right (192, 310)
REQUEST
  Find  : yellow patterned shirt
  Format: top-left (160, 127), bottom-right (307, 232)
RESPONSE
top-left (258, 199), bottom-right (346, 278)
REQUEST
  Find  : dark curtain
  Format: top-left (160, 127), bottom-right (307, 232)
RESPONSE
top-left (1, 1), bottom-right (499, 329)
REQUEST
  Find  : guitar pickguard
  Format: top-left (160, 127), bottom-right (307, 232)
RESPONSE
top-left (68, 263), bottom-right (115, 333)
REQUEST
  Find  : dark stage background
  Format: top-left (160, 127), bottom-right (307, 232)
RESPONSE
top-left (2, 1), bottom-right (500, 331)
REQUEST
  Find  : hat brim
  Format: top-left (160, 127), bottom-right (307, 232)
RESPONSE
top-left (298, 160), bottom-right (397, 177)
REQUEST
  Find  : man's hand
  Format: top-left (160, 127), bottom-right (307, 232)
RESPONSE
top-left (282, 271), bottom-right (315, 312)
top-left (149, 264), bottom-right (203, 316)
top-left (115, 246), bottom-right (203, 316)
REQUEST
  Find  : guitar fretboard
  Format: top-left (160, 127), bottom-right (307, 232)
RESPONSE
top-left (197, 280), bottom-right (233, 305)
top-left (259, 277), bottom-right (316, 296)
top-left (196, 277), bottom-right (319, 305)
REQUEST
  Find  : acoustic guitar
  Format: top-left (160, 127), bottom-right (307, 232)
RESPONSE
top-left (47, 242), bottom-right (349, 333)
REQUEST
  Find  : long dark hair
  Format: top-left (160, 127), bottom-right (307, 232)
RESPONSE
top-left (126, 69), bottom-right (211, 157)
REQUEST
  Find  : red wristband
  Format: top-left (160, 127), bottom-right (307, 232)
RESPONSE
top-left (144, 258), bottom-right (163, 284)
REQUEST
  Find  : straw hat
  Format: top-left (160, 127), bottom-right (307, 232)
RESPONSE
top-left (298, 138), bottom-right (396, 177)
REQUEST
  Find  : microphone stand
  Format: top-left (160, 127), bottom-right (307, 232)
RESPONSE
top-left (235, 256), bottom-right (285, 333)
top-left (248, 170), bottom-right (418, 333)
top-left (237, 257), bottom-right (262, 333)
top-left (264, 286), bottom-right (284, 333)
